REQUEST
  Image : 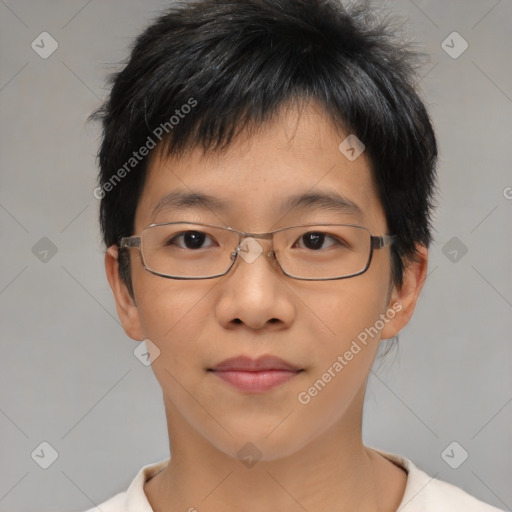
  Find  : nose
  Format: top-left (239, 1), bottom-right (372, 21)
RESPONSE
top-left (215, 237), bottom-right (296, 331)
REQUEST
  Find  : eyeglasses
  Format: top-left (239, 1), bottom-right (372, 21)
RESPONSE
top-left (119, 221), bottom-right (396, 281)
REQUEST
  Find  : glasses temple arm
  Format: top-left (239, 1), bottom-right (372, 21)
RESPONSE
top-left (371, 234), bottom-right (397, 249)
top-left (119, 237), bottom-right (141, 249)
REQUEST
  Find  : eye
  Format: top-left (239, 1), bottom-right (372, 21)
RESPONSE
top-left (294, 232), bottom-right (344, 251)
top-left (167, 230), bottom-right (217, 250)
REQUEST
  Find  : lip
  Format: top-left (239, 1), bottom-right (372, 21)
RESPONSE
top-left (208, 355), bottom-right (303, 393)
top-left (210, 355), bottom-right (301, 372)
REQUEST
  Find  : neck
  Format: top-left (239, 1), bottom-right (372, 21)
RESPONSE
top-left (144, 388), bottom-right (407, 512)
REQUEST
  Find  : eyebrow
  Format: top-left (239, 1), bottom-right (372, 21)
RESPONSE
top-left (151, 190), bottom-right (364, 220)
top-left (280, 191), bottom-right (364, 219)
top-left (151, 191), bottom-right (227, 218)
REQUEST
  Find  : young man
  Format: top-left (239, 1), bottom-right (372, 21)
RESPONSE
top-left (88, 0), bottom-right (502, 510)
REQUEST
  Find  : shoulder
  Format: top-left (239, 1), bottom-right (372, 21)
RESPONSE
top-left (79, 457), bottom-right (170, 512)
top-left (82, 491), bottom-right (127, 512)
top-left (371, 448), bottom-right (504, 512)
top-left (419, 477), bottom-right (504, 511)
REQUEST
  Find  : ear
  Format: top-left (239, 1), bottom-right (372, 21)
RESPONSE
top-left (380, 244), bottom-right (428, 340)
top-left (105, 245), bottom-right (145, 341)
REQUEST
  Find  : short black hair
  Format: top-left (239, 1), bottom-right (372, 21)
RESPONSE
top-left (91, 0), bottom-right (438, 297)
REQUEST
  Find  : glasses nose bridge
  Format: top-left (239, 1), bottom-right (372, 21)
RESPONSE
top-left (233, 229), bottom-right (278, 261)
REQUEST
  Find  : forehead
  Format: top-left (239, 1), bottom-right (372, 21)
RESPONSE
top-left (135, 101), bottom-right (387, 232)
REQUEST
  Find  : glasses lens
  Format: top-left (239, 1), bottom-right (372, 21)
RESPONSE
top-left (275, 224), bottom-right (371, 279)
top-left (140, 223), bottom-right (238, 278)
top-left (139, 223), bottom-right (372, 279)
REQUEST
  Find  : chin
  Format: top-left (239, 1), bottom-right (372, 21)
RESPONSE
top-left (205, 421), bottom-right (317, 464)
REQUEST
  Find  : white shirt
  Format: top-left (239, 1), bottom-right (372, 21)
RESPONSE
top-left (84, 449), bottom-right (504, 511)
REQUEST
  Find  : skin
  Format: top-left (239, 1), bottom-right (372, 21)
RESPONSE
top-left (105, 99), bottom-right (428, 512)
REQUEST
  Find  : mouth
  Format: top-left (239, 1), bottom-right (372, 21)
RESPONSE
top-left (207, 355), bottom-right (304, 393)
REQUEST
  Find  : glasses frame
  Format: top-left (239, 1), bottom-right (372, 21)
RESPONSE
top-left (119, 221), bottom-right (397, 281)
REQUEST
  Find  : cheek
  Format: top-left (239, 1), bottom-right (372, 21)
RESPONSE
top-left (290, 279), bottom-right (388, 435)
top-left (134, 267), bottom-right (206, 333)
top-left (134, 274), bottom-right (215, 368)
top-left (134, 279), bottom-right (216, 422)
top-left (297, 273), bottom-right (389, 355)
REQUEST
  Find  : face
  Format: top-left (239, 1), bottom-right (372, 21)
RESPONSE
top-left (106, 100), bottom-right (426, 462)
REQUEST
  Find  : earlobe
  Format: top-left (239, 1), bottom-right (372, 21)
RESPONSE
top-left (380, 244), bottom-right (428, 340)
top-left (105, 245), bottom-right (145, 341)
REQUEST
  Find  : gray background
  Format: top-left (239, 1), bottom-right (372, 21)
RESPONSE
top-left (1, 0), bottom-right (511, 511)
